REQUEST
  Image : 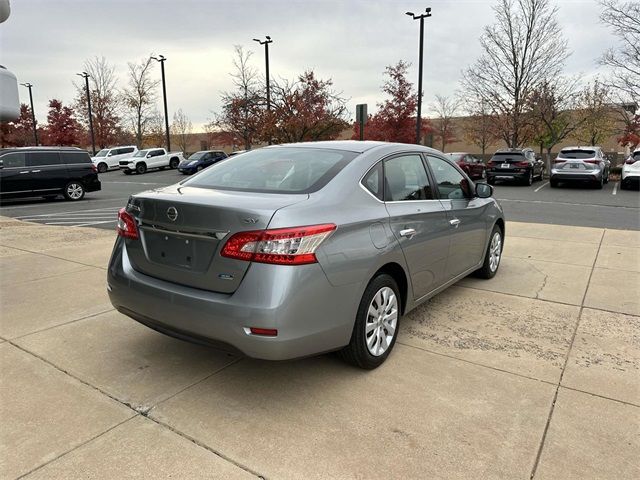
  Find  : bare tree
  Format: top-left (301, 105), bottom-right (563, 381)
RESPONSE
top-left (462, 100), bottom-right (499, 158)
top-left (171, 108), bottom-right (192, 153)
top-left (574, 80), bottom-right (615, 146)
top-left (529, 77), bottom-right (581, 170)
top-left (146, 109), bottom-right (166, 148)
top-left (461, 0), bottom-right (569, 148)
top-left (216, 45), bottom-right (263, 150)
top-left (598, 0), bottom-right (640, 104)
top-left (122, 56), bottom-right (159, 148)
top-left (73, 56), bottom-right (123, 148)
top-left (431, 95), bottom-right (460, 152)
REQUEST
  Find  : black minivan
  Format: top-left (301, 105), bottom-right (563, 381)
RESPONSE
top-left (0, 147), bottom-right (101, 201)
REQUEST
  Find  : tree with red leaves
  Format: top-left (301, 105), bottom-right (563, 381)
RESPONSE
top-left (618, 113), bottom-right (640, 150)
top-left (0, 103), bottom-right (37, 147)
top-left (268, 70), bottom-right (349, 144)
top-left (42, 99), bottom-right (82, 146)
top-left (352, 61), bottom-right (431, 144)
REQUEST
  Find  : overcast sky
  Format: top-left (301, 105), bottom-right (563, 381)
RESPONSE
top-left (1, 0), bottom-right (616, 130)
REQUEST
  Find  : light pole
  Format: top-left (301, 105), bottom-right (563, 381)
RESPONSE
top-left (151, 54), bottom-right (171, 151)
top-left (76, 72), bottom-right (96, 155)
top-left (406, 8), bottom-right (432, 145)
top-left (19, 82), bottom-right (38, 145)
top-left (253, 35), bottom-right (273, 144)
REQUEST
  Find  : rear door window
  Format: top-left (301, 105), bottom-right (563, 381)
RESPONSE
top-left (0, 152), bottom-right (26, 168)
top-left (121, 147), bottom-right (135, 154)
top-left (362, 162), bottom-right (383, 200)
top-left (26, 152), bottom-right (61, 167)
top-left (63, 152), bottom-right (92, 164)
top-left (383, 154), bottom-right (434, 201)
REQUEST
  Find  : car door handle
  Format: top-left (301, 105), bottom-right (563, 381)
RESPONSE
top-left (19, 171), bottom-right (29, 174)
top-left (449, 218), bottom-right (461, 227)
top-left (399, 228), bottom-right (417, 238)
top-left (30, 170), bottom-right (41, 173)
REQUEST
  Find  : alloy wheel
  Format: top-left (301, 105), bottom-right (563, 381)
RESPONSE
top-left (489, 232), bottom-right (502, 272)
top-left (66, 183), bottom-right (84, 200)
top-left (365, 287), bottom-right (398, 357)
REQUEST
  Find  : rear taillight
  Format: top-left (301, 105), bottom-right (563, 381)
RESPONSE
top-left (584, 159), bottom-right (599, 164)
top-left (515, 161), bottom-right (529, 167)
top-left (116, 208), bottom-right (138, 239)
top-left (91, 164), bottom-right (98, 173)
top-left (221, 223), bottom-right (336, 265)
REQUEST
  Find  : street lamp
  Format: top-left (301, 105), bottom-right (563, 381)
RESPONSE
top-left (406, 7), bottom-right (432, 145)
top-left (19, 82), bottom-right (38, 145)
top-left (151, 54), bottom-right (171, 151)
top-left (253, 36), bottom-right (273, 144)
top-left (76, 72), bottom-right (96, 155)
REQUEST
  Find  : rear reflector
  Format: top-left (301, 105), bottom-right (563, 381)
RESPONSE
top-left (249, 327), bottom-right (278, 336)
top-left (221, 223), bottom-right (336, 265)
top-left (116, 208), bottom-right (139, 239)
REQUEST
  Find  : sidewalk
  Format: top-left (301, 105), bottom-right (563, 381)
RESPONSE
top-left (1, 216), bottom-right (638, 479)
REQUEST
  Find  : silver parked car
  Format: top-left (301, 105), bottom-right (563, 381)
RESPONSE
top-left (108, 141), bottom-right (505, 369)
top-left (550, 146), bottom-right (610, 188)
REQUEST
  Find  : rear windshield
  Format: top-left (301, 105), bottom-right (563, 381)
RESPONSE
top-left (183, 147), bottom-right (357, 194)
top-left (445, 153), bottom-right (464, 162)
top-left (189, 152), bottom-right (206, 160)
top-left (633, 152), bottom-right (640, 160)
top-left (558, 149), bottom-right (595, 159)
top-left (491, 152), bottom-right (524, 160)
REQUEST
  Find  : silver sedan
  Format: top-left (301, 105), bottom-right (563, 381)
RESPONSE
top-left (108, 141), bottom-right (505, 369)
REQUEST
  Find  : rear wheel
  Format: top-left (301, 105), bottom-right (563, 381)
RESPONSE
top-left (474, 225), bottom-right (503, 279)
top-left (169, 158), bottom-right (179, 169)
top-left (97, 162), bottom-right (108, 173)
top-left (340, 274), bottom-right (400, 369)
top-left (550, 179), bottom-right (559, 188)
top-left (63, 181), bottom-right (85, 201)
top-left (524, 169), bottom-right (534, 186)
top-left (136, 162), bottom-right (147, 175)
top-left (196, 165), bottom-right (203, 172)
top-left (595, 175), bottom-right (604, 189)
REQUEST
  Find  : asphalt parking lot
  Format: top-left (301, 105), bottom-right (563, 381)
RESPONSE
top-left (1, 169), bottom-right (638, 231)
top-left (1, 217), bottom-right (638, 479)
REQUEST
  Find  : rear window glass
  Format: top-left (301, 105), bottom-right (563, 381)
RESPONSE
top-left (445, 153), bottom-right (465, 162)
top-left (558, 150), bottom-right (595, 159)
top-left (63, 152), bottom-right (92, 164)
top-left (184, 147), bottom-right (357, 194)
top-left (491, 152), bottom-right (524, 161)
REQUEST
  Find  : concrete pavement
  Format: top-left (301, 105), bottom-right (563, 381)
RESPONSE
top-left (0, 217), bottom-right (638, 479)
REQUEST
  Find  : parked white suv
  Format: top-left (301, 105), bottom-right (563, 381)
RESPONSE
top-left (621, 148), bottom-right (640, 190)
top-left (119, 148), bottom-right (185, 175)
top-left (92, 146), bottom-right (138, 173)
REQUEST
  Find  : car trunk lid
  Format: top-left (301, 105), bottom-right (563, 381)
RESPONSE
top-left (125, 185), bottom-right (308, 293)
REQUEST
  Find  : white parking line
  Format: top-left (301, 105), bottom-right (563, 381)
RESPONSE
top-left (612, 182), bottom-right (619, 195)
top-left (16, 207), bottom-right (119, 218)
top-left (43, 220), bottom-right (116, 225)
top-left (534, 182), bottom-right (549, 192)
top-left (102, 181), bottom-right (167, 186)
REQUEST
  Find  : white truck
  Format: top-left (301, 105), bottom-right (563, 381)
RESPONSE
top-left (119, 148), bottom-right (185, 175)
top-left (92, 146), bottom-right (138, 172)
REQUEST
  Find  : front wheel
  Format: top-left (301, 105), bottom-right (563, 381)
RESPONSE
top-left (63, 181), bottom-right (85, 201)
top-left (474, 225), bottom-right (503, 279)
top-left (169, 158), bottom-right (179, 169)
top-left (340, 274), bottom-right (401, 369)
top-left (524, 170), bottom-right (534, 186)
top-left (97, 162), bottom-right (108, 173)
top-left (136, 163), bottom-right (147, 175)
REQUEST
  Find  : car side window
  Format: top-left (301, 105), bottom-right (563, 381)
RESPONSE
top-left (26, 152), bottom-right (61, 166)
top-left (426, 156), bottom-right (471, 200)
top-left (384, 154), bottom-right (433, 202)
top-left (361, 162), bottom-right (383, 200)
top-left (122, 147), bottom-right (134, 154)
top-left (150, 150), bottom-right (163, 157)
top-left (64, 152), bottom-right (92, 164)
top-left (0, 152), bottom-right (26, 168)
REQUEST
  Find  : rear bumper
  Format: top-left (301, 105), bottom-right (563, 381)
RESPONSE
top-left (85, 176), bottom-right (101, 192)
top-left (178, 167), bottom-right (195, 174)
top-left (107, 238), bottom-right (361, 360)
top-left (550, 171), bottom-right (601, 183)
top-left (487, 170), bottom-right (528, 180)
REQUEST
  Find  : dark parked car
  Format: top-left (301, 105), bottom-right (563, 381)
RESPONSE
top-left (178, 150), bottom-right (228, 175)
top-left (444, 152), bottom-right (486, 180)
top-left (0, 147), bottom-right (101, 201)
top-left (486, 148), bottom-right (545, 186)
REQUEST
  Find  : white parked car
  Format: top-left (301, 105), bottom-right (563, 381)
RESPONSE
top-left (92, 146), bottom-right (138, 173)
top-left (621, 148), bottom-right (640, 190)
top-left (119, 148), bottom-right (185, 175)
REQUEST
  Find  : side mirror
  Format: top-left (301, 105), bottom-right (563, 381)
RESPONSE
top-left (476, 182), bottom-right (493, 198)
top-left (107, 152), bottom-right (113, 157)
top-left (146, 153), bottom-right (151, 158)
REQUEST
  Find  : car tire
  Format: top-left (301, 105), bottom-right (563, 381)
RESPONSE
top-left (525, 169), bottom-right (534, 186)
top-left (474, 224), bottom-right (503, 279)
top-left (340, 274), bottom-right (401, 370)
top-left (550, 179), bottom-right (559, 188)
top-left (97, 162), bottom-right (108, 173)
top-left (487, 177), bottom-right (495, 185)
top-left (123, 170), bottom-right (131, 175)
top-left (620, 180), bottom-right (627, 190)
top-left (169, 158), bottom-right (179, 169)
top-left (136, 162), bottom-right (147, 175)
top-left (63, 181), bottom-right (85, 201)
top-left (595, 175), bottom-right (604, 189)
top-left (196, 165), bottom-right (203, 172)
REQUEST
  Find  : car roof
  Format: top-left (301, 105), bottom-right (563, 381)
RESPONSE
top-left (494, 148), bottom-right (532, 153)
top-left (560, 146), bottom-right (601, 151)
top-left (269, 140), bottom-right (445, 156)
top-left (0, 146), bottom-right (84, 153)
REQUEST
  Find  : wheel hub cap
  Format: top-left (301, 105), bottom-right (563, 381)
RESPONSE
top-left (489, 232), bottom-right (502, 272)
top-left (365, 287), bottom-right (398, 357)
